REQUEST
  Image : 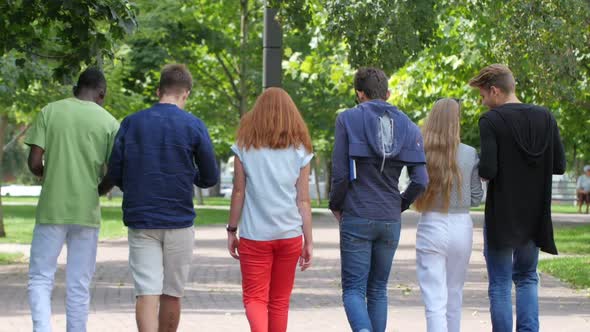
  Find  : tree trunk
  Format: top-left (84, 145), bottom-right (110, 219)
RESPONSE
top-left (573, 143), bottom-right (580, 176)
top-left (3, 124), bottom-right (29, 152)
top-left (207, 158), bottom-right (223, 197)
top-left (239, 0), bottom-right (249, 117)
top-left (326, 159), bottom-right (332, 202)
top-left (0, 115), bottom-right (9, 237)
top-left (195, 187), bottom-right (204, 206)
top-left (313, 156), bottom-right (322, 205)
top-left (0, 186), bottom-right (4, 237)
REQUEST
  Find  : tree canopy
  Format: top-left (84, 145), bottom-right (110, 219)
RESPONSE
top-left (0, 0), bottom-right (137, 124)
top-left (2, 0), bottom-right (590, 171)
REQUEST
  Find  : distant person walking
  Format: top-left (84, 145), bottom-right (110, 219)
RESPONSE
top-left (414, 98), bottom-right (483, 332)
top-left (26, 68), bottom-right (119, 332)
top-left (470, 64), bottom-right (566, 332)
top-left (99, 64), bottom-right (219, 332)
top-left (576, 165), bottom-right (590, 214)
top-left (330, 67), bottom-right (428, 332)
top-left (226, 87), bottom-right (314, 332)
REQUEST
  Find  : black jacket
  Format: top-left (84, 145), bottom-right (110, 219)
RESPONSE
top-left (479, 103), bottom-right (566, 254)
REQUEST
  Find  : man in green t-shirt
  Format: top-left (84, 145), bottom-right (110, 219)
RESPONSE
top-left (25, 68), bottom-right (119, 332)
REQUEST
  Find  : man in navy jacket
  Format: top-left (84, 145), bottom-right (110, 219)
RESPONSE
top-left (99, 64), bottom-right (218, 332)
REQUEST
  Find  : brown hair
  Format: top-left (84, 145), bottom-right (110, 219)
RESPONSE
top-left (414, 98), bottom-right (462, 212)
top-left (354, 67), bottom-right (389, 100)
top-left (468, 64), bottom-right (515, 93)
top-left (159, 64), bottom-right (193, 95)
top-left (236, 87), bottom-right (312, 152)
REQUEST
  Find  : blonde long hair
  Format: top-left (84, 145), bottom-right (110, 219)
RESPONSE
top-left (414, 98), bottom-right (462, 212)
top-left (236, 87), bottom-right (312, 152)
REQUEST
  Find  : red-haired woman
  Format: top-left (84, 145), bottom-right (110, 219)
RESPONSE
top-left (226, 87), bottom-right (314, 332)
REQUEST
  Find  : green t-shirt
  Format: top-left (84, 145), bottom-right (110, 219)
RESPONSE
top-left (25, 98), bottom-right (120, 227)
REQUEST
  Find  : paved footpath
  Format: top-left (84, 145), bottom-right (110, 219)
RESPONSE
top-left (1, 211), bottom-right (589, 332)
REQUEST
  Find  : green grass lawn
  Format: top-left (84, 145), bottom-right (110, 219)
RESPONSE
top-left (2, 196), bottom-right (41, 204)
top-left (3, 196), bottom-right (126, 206)
top-left (202, 196), bottom-right (330, 208)
top-left (550, 204), bottom-right (589, 214)
top-left (539, 257), bottom-right (590, 290)
top-left (539, 224), bottom-right (590, 289)
top-left (3, 196), bottom-right (333, 209)
top-left (5, 196), bottom-right (586, 213)
top-left (552, 225), bottom-right (590, 255)
top-left (0, 252), bottom-right (25, 265)
top-left (0, 205), bottom-right (229, 244)
top-left (470, 204), bottom-right (582, 214)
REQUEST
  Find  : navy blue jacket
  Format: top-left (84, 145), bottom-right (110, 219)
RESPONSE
top-left (329, 100), bottom-right (428, 221)
top-left (107, 103), bottom-right (219, 229)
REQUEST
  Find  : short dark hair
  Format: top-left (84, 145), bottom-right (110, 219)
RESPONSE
top-left (159, 64), bottom-right (193, 96)
top-left (469, 64), bottom-right (516, 93)
top-left (73, 67), bottom-right (106, 96)
top-left (354, 67), bottom-right (389, 100)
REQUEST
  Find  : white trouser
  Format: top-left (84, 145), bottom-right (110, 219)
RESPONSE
top-left (416, 212), bottom-right (473, 332)
top-left (28, 224), bottom-right (99, 332)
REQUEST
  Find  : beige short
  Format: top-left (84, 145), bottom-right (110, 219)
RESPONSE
top-left (128, 226), bottom-right (194, 297)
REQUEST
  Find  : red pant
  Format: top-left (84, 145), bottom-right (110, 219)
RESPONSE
top-left (239, 236), bottom-right (302, 332)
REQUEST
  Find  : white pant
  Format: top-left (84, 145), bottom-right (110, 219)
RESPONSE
top-left (28, 224), bottom-right (99, 332)
top-left (416, 212), bottom-right (473, 332)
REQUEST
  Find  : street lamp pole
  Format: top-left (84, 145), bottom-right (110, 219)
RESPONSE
top-left (263, 2), bottom-right (282, 88)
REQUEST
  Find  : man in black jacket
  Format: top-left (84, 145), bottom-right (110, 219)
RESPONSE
top-left (470, 64), bottom-right (566, 332)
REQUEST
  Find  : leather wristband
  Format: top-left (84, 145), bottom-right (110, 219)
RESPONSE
top-left (226, 224), bottom-right (238, 233)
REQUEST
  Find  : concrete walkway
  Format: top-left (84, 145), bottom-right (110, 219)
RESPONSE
top-left (0, 212), bottom-right (589, 331)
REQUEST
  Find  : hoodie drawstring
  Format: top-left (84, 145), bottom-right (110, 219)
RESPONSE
top-left (379, 116), bottom-right (395, 172)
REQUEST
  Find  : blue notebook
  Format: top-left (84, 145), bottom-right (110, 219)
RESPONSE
top-left (349, 158), bottom-right (357, 181)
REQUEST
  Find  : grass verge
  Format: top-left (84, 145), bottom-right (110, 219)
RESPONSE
top-left (3, 196), bottom-right (333, 209)
top-left (469, 204), bottom-right (583, 214)
top-left (0, 205), bottom-right (228, 244)
top-left (0, 252), bottom-right (25, 265)
top-left (539, 224), bottom-right (590, 290)
top-left (539, 257), bottom-right (590, 289)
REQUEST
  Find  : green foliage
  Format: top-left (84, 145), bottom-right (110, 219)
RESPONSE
top-left (109, 0), bottom-right (264, 158)
top-left (0, 0), bottom-right (137, 130)
top-left (324, 0), bottom-right (437, 72)
top-left (0, 0), bottom-right (136, 81)
top-left (485, 0), bottom-right (590, 169)
top-left (389, 0), bottom-right (590, 166)
top-left (130, 0), bottom-right (590, 168)
top-left (272, 0), bottom-right (313, 31)
top-left (2, 125), bottom-right (39, 184)
top-left (4, 0), bottom-right (590, 176)
top-left (0, 52), bottom-right (69, 122)
top-left (282, 3), bottom-right (355, 155)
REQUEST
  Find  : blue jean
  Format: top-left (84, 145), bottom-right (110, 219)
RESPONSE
top-left (484, 237), bottom-right (540, 332)
top-left (339, 215), bottom-right (401, 332)
top-left (28, 224), bottom-right (99, 332)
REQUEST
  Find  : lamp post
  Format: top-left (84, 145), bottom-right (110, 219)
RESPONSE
top-left (263, 2), bottom-right (282, 88)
